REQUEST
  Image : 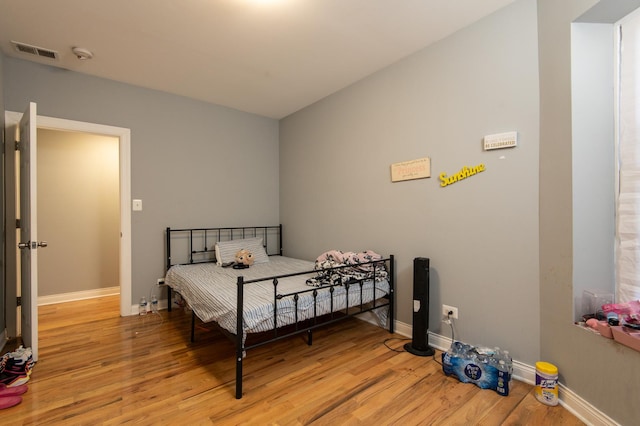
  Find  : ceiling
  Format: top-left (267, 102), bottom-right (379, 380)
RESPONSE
top-left (0, 0), bottom-right (515, 119)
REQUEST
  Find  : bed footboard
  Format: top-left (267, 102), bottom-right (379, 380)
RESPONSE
top-left (164, 225), bottom-right (395, 400)
top-left (233, 255), bottom-right (395, 399)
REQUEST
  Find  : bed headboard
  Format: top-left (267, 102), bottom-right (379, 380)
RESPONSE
top-left (165, 225), bottom-right (282, 270)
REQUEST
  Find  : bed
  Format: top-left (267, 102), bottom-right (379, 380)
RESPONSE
top-left (164, 225), bottom-right (395, 399)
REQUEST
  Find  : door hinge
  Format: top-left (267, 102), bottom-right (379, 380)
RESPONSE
top-left (17, 296), bottom-right (22, 307)
top-left (15, 140), bottom-right (21, 151)
top-left (16, 218), bottom-right (21, 229)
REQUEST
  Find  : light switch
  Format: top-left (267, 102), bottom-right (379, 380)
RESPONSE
top-left (132, 199), bottom-right (143, 211)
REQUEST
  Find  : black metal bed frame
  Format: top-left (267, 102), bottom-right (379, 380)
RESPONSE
top-left (165, 225), bottom-right (395, 399)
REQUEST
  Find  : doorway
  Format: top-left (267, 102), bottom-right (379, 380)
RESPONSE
top-left (5, 111), bottom-right (132, 327)
top-left (37, 129), bottom-right (120, 304)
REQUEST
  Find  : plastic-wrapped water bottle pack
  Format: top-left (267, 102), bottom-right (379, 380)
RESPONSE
top-left (441, 341), bottom-right (513, 396)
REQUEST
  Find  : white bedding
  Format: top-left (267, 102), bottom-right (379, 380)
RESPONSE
top-left (165, 256), bottom-right (390, 337)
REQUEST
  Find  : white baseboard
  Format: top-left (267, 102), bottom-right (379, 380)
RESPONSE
top-left (355, 314), bottom-right (616, 426)
top-left (559, 384), bottom-right (620, 426)
top-left (38, 286), bottom-right (120, 306)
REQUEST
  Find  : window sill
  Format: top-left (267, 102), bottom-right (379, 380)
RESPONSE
top-left (575, 321), bottom-right (640, 352)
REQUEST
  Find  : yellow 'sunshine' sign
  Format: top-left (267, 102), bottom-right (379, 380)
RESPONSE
top-left (439, 163), bottom-right (486, 187)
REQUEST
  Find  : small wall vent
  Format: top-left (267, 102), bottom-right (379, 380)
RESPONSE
top-left (11, 41), bottom-right (59, 60)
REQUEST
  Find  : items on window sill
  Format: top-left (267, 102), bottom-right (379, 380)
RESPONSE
top-left (577, 299), bottom-right (640, 352)
top-left (610, 325), bottom-right (640, 351)
top-left (582, 289), bottom-right (614, 321)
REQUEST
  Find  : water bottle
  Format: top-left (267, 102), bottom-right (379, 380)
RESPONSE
top-left (462, 344), bottom-right (474, 360)
top-left (139, 297), bottom-right (148, 315)
top-left (150, 294), bottom-right (158, 313)
top-left (502, 350), bottom-right (513, 374)
top-left (449, 341), bottom-right (464, 355)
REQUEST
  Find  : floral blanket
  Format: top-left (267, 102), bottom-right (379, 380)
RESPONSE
top-left (305, 249), bottom-right (388, 287)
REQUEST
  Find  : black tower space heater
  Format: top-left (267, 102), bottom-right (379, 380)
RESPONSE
top-left (404, 257), bottom-right (435, 356)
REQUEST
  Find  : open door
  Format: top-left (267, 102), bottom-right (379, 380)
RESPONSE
top-left (17, 102), bottom-right (46, 362)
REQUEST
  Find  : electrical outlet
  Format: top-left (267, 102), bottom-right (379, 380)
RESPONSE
top-left (157, 278), bottom-right (165, 286)
top-left (442, 304), bottom-right (459, 320)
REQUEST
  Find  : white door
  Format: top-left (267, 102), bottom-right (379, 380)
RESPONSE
top-left (18, 102), bottom-right (45, 362)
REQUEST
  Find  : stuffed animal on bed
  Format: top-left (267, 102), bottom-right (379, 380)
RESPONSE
top-left (233, 249), bottom-right (254, 269)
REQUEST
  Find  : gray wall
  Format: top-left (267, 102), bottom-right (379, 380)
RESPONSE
top-left (280, 0), bottom-right (640, 422)
top-left (538, 0), bottom-right (640, 424)
top-left (3, 57), bottom-right (280, 306)
top-left (281, 0), bottom-right (540, 363)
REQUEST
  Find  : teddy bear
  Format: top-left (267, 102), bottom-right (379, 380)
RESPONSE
top-left (233, 249), bottom-right (254, 269)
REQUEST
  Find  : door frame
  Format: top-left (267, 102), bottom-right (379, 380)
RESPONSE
top-left (5, 111), bottom-right (132, 318)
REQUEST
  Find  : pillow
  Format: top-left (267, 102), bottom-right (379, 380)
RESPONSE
top-left (215, 237), bottom-right (269, 266)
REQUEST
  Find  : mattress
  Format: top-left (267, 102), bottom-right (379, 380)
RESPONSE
top-left (165, 256), bottom-right (390, 336)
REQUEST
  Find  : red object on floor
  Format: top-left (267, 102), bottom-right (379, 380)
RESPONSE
top-left (0, 383), bottom-right (28, 397)
top-left (0, 395), bottom-right (22, 409)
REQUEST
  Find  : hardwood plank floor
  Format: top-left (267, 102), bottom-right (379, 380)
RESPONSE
top-left (1, 296), bottom-right (584, 425)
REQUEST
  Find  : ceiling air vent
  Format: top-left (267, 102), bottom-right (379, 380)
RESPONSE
top-left (11, 41), bottom-right (59, 60)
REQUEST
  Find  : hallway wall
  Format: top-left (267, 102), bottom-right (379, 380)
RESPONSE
top-left (37, 129), bottom-right (119, 297)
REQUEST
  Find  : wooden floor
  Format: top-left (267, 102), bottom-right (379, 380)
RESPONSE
top-left (1, 296), bottom-right (584, 425)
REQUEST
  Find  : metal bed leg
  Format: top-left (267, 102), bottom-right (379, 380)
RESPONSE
top-left (236, 276), bottom-right (244, 399)
top-left (307, 329), bottom-right (313, 346)
top-left (191, 311), bottom-right (196, 343)
top-left (389, 255), bottom-right (395, 334)
top-left (236, 354), bottom-right (243, 399)
top-left (167, 286), bottom-right (172, 312)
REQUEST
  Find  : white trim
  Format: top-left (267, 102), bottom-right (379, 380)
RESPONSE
top-left (559, 384), bottom-right (620, 426)
top-left (38, 287), bottom-right (120, 306)
top-left (6, 111), bottom-right (132, 317)
top-left (393, 317), bottom-right (412, 338)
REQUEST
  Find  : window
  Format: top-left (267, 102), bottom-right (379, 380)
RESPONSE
top-left (615, 9), bottom-right (640, 303)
